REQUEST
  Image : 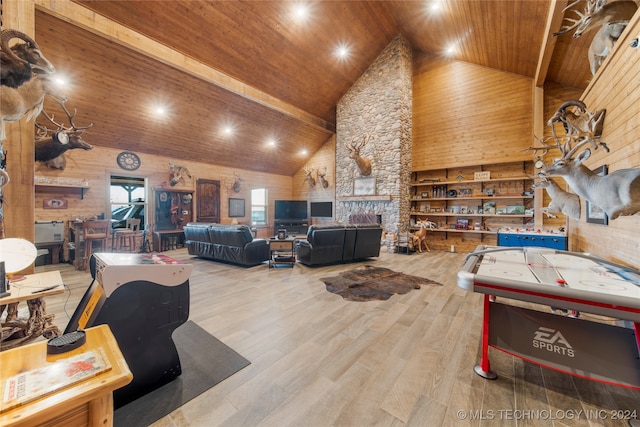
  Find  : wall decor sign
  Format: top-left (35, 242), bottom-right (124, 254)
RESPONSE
top-left (228, 198), bottom-right (245, 217)
top-left (586, 165), bottom-right (608, 225)
top-left (353, 177), bottom-right (376, 196)
top-left (43, 198), bottom-right (68, 209)
top-left (474, 171), bottom-right (491, 180)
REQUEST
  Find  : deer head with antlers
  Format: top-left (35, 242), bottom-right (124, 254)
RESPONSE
top-left (303, 166), bottom-right (316, 188)
top-left (317, 166), bottom-right (329, 188)
top-left (345, 133), bottom-right (372, 176)
top-left (34, 102), bottom-right (93, 170)
top-left (554, 0), bottom-right (637, 38)
top-left (532, 101), bottom-right (640, 219)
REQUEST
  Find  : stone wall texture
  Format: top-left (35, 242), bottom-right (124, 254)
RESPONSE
top-left (336, 35), bottom-right (412, 233)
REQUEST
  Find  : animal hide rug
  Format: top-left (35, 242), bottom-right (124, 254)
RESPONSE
top-left (320, 266), bottom-right (442, 302)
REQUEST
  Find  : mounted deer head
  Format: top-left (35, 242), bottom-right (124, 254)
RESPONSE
top-left (345, 133), bottom-right (372, 176)
top-left (303, 166), bottom-right (316, 187)
top-left (539, 138), bottom-right (640, 220)
top-left (232, 172), bottom-right (243, 193)
top-left (34, 102), bottom-right (93, 170)
top-left (553, 0), bottom-right (637, 38)
top-left (317, 166), bottom-right (329, 188)
top-left (532, 176), bottom-right (581, 220)
top-left (168, 162), bottom-right (191, 186)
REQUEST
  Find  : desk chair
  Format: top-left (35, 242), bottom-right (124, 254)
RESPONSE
top-left (113, 218), bottom-right (141, 252)
top-left (81, 220), bottom-right (110, 271)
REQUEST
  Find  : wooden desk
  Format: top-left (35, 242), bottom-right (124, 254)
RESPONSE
top-left (0, 324), bottom-right (133, 427)
top-left (1, 271), bottom-right (64, 350)
top-left (35, 241), bottom-right (64, 265)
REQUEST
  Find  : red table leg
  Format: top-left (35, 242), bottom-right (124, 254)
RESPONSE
top-left (474, 293), bottom-right (498, 379)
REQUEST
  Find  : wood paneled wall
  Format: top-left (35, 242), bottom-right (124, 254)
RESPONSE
top-left (292, 136), bottom-right (336, 226)
top-left (34, 146), bottom-right (293, 257)
top-left (412, 55), bottom-right (534, 170)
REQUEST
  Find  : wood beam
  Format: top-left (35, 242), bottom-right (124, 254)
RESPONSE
top-left (33, 0), bottom-right (335, 133)
top-left (2, 0), bottom-right (37, 274)
top-left (534, 0), bottom-right (569, 87)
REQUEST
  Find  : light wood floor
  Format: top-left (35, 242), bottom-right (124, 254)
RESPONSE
top-left (36, 248), bottom-right (639, 427)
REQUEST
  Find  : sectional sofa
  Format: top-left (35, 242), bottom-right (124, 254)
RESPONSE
top-left (183, 222), bottom-right (269, 266)
top-left (296, 223), bottom-right (383, 266)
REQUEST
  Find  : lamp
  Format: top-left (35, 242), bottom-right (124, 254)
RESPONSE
top-left (0, 238), bottom-right (38, 297)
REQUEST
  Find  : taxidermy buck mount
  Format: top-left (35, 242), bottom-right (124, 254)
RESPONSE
top-left (168, 162), bottom-right (191, 186)
top-left (317, 167), bottom-right (329, 188)
top-left (531, 100), bottom-right (640, 220)
top-left (345, 133), bottom-right (373, 176)
top-left (531, 176), bottom-right (581, 220)
top-left (34, 103), bottom-right (93, 170)
top-left (553, 0), bottom-right (638, 75)
top-left (303, 166), bottom-right (316, 187)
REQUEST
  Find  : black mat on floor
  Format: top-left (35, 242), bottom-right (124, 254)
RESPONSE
top-left (114, 320), bottom-right (250, 427)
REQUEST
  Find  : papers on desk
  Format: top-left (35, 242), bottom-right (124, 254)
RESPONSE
top-left (1, 349), bottom-right (111, 412)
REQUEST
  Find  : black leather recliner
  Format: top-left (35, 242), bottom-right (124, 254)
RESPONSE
top-left (184, 222), bottom-right (269, 266)
top-left (296, 223), bottom-right (382, 266)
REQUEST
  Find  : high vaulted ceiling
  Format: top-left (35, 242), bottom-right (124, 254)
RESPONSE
top-left (28, 0), bottom-right (625, 177)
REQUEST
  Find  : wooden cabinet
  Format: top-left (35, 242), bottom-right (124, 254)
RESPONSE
top-left (154, 189), bottom-right (193, 231)
top-left (409, 162), bottom-right (535, 251)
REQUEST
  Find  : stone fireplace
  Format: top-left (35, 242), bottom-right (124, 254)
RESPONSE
top-left (335, 35), bottom-right (412, 233)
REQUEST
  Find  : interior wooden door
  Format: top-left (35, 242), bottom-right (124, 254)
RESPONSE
top-left (196, 179), bottom-right (220, 223)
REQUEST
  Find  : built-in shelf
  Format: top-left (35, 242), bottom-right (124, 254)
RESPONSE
top-left (339, 195), bottom-right (393, 202)
top-left (35, 182), bottom-right (90, 199)
top-left (410, 176), bottom-right (530, 186)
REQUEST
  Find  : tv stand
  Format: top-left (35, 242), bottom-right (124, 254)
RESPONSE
top-left (274, 219), bottom-right (308, 236)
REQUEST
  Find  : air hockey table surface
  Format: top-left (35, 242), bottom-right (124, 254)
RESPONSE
top-left (458, 245), bottom-right (640, 322)
top-left (457, 245), bottom-right (640, 389)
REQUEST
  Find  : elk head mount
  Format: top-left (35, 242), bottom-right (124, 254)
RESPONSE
top-left (345, 133), bottom-right (373, 176)
top-left (34, 102), bottom-right (93, 170)
top-left (168, 162), bottom-right (191, 186)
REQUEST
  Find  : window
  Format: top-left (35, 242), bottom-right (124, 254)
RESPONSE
top-left (251, 188), bottom-right (267, 226)
top-left (110, 175), bottom-right (147, 229)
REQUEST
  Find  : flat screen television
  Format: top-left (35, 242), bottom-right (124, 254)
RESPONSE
top-left (274, 200), bottom-right (307, 220)
top-left (310, 201), bottom-right (333, 218)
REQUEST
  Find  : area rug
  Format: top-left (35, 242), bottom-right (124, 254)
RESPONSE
top-left (114, 320), bottom-right (250, 427)
top-left (320, 266), bottom-right (442, 302)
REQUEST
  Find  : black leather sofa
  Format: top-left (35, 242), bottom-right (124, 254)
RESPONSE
top-left (296, 223), bottom-right (383, 266)
top-left (183, 222), bottom-right (269, 266)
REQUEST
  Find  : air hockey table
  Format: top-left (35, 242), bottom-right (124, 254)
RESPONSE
top-left (458, 245), bottom-right (640, 389)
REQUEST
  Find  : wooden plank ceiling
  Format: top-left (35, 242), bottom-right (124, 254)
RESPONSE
top-left (28, 0), bottom-right (620, 176)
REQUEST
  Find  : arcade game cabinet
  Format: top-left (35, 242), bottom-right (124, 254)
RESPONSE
top-left (65, 252), bottom-right (192, 407)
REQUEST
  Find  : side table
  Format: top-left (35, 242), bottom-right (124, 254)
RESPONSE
top-left (268, 238), bottom-right (296, 268)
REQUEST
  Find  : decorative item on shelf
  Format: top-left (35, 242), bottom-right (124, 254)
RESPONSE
top-left (117, 151), bottom-right (140, 171)
top-left (168, 162), bottom-right (191, 186)
top-left (447, 189), bottom-right (457, 198)
top-left (456, 175), bottom-right (465, 181)
top-left (474, 171), bottom-right (491, 180)
top-left (458, 188), bottom-right (472, 197)
top-left (421, 192), bottom-right (429, 198)
top-left (483, 201), bottom-right (496, 214)
top-left (277, 229), bottom-right (287, 240)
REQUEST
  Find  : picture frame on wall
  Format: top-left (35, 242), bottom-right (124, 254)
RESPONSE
top-left (353, 177), bottom-right (376, 196)
top-left (586, 165), bottom-right (608, 225)
top-left (228, 198), bottom-right (245, 217)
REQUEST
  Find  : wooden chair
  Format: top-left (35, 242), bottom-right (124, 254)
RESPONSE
top-left (81, 220), bottom-right (110, 270)
top-left (113, 218), bottom-right (141, 252)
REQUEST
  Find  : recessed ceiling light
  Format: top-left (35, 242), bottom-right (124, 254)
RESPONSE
top-left (292, 3), bottom-right (309, 20)
top-left (300, 148), bottom-right (308, 156)
top-left (334, 43), bottom-right (351, 60)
